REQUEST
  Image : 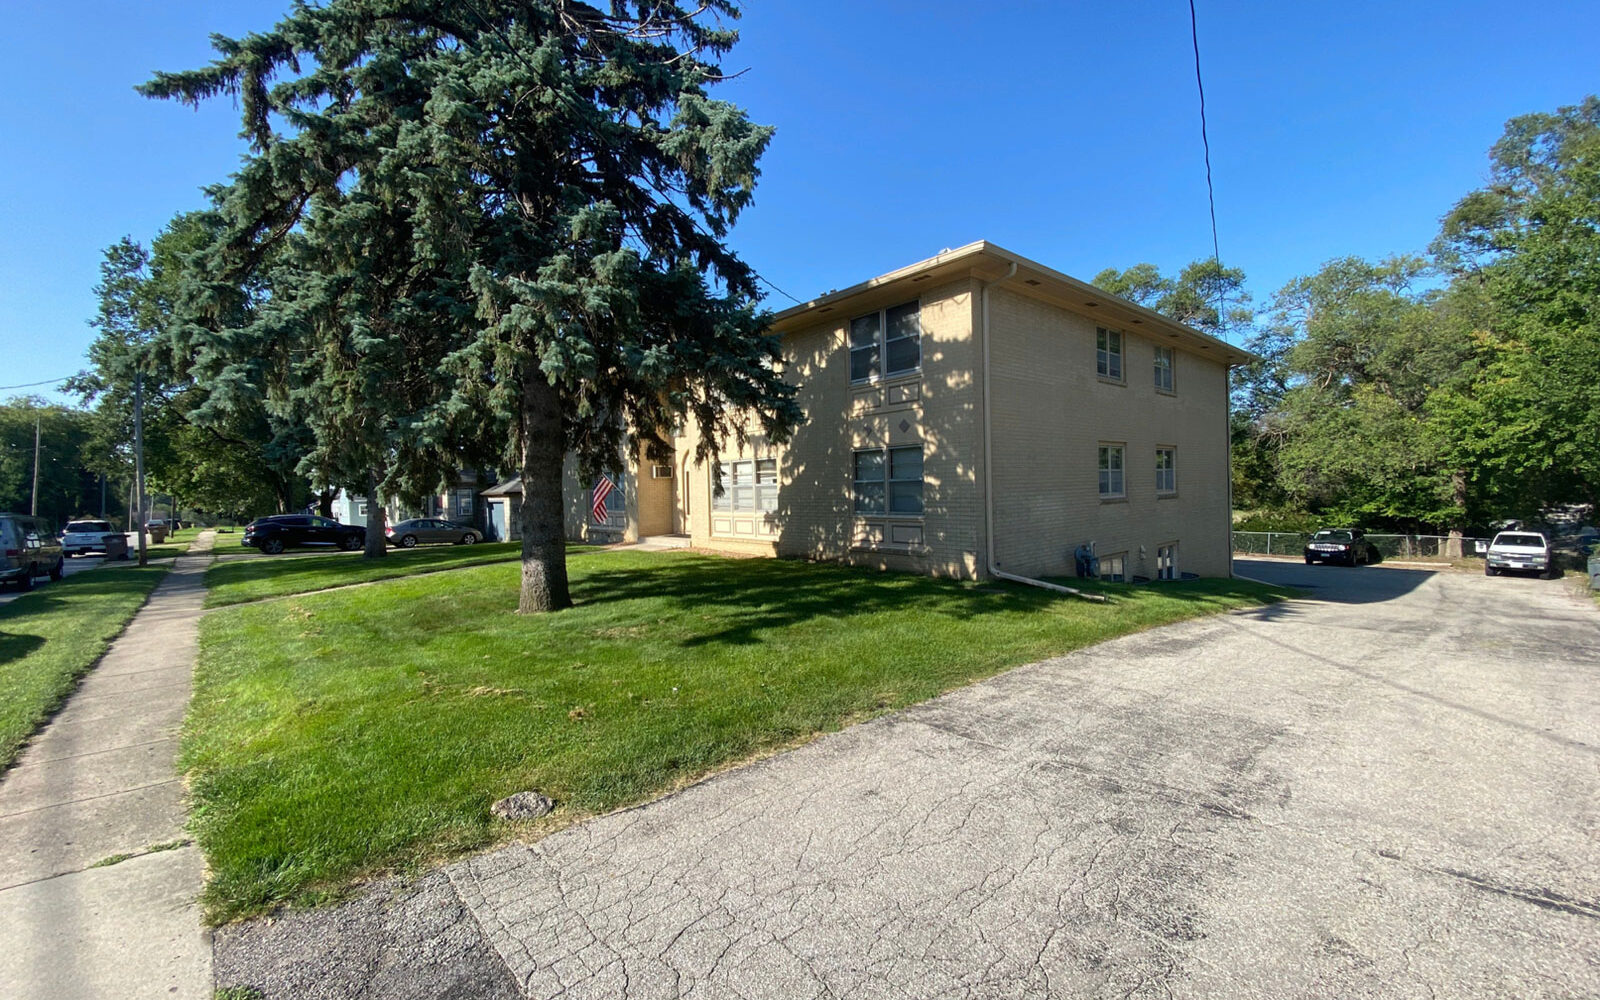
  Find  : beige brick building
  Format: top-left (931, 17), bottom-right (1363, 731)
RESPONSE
top-left (538, 242), bottom-right (1251, 582)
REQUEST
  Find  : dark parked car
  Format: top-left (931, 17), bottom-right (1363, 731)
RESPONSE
top-left (385, 518), bottom-right (482, 548)
top-left (1, 513), bottom-right (65, 589)
top-left (242, 515), bottom-right (365, 554)
top-left (1303, 528), bottom-right (1378, 566)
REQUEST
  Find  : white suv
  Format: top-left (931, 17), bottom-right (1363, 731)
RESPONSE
top-left (1484, 531), bottom-right (1556, 578)
top-left (61, 520), bottom-right (121, 557)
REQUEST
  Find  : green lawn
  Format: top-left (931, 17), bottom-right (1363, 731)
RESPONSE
top-left (204, 541), bottom-right (527, 607)
top-left (187, 549), bottom-right (1289, 922)
top-left (1, 563), bottom-right (170, 768)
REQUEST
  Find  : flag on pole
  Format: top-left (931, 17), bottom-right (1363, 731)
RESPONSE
top-left (590, 476), bottom-right (616, 523)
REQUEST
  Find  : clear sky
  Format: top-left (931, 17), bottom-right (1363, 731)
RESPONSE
top-left (3, 1), bottom-right (1597, 404)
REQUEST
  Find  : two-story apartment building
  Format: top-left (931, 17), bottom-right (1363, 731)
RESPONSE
top-left (665, 242), bottom-right (1253, 582)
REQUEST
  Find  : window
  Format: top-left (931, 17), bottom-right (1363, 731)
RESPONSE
top-left (850, 301), bottom-right (921, 382)
top-left (853, 446), bottom-right (924, 515)
top-left (590, 478), bottom-right (625, 520)
top-left (1154, 346), bottom-right (1175, 392)
top-left (852, 451), bottom-right (885, 514)
top-left (713, 460), bottom-right (777, 513)
top-left (1155, 448), bottom-right (1176, 494)
top-left (1096, 327), bottom-right (1123, 380)
top-left (755, 459), bottom-right (778, 512)
top-left (1098, 444), bottom-right (1125, 498)
top-left (1100, 553), bottom-right (1127, 582)
top-left (888, 447), bottom-right (924, 514)
top-left (1157, 543), bottom-right (1178, 580)
top-left (454, 488), bottom-right (474, 518)
top-left (357, 503), bottom-right (369, 517)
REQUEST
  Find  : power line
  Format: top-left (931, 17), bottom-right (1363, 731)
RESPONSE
top-left (0, 375), bottom-right (76, 391)
top-left (1188, 0), bottom-right (1227, 343)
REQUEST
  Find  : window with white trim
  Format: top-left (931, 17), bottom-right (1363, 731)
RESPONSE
top-left (713, 460), bottom-right (777, 513)
top-left (853, 445), bottom-right (924, 515)
top-left (1096, 327), bottom-right (1123, 380)
top-left (850, 302), bottom-right (921, 382)
top-left (1155, 447), bottom-right (1176, 494)
top-left (1098, 444), bottom-right (1125, 498)
top-left (1100, 553), bottom-right (1127, 582)
top-left (1157, 543), bottom-right (1178, 580)
top-left (1154, 345), bottom-right (1175, 392)
top-left (454, 488), bottom-right (474, 518)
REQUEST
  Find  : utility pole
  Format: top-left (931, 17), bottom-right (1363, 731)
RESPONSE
top-left (134, 371), bottom-right (147, 566)
top-left (30, 415), bottom-right (40, 516)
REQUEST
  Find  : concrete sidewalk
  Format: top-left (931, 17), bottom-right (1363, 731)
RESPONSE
top-left (0, 530), bottom-right (217, 1000)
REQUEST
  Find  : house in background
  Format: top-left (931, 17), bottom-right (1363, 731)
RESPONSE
top-left (481, 447), bottom-right (679, 546)
top-left (332, 469), bottom-right (496, 536)
top-left (671, 241), bottom-right (1254, 582)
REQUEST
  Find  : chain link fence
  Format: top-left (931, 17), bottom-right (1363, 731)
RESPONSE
top-left (1232, 531), bottom-right (1490, 561)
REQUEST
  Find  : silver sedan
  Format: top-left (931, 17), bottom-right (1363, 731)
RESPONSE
top-left (385, 518), bottom-right (482, 548)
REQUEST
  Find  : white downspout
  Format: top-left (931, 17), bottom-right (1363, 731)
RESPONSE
top-left (981, 262), bottom-right (1106, 603)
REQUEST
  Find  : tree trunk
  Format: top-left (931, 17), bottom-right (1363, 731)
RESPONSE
top-left (518, 375), bottom-right (571, 613)
top-left (1445, 470), bottom-right (1468, 559)
top-left (363, 471), bottom-right (388, 559)
top-left (317, 487), bottom-right (336, 518)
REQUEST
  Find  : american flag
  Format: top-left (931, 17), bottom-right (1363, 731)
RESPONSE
top-left (590, 475), bottom-right (616, 523)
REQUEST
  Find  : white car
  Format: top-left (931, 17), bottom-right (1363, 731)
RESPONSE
top-left (1484, 531), bottom-right (1556, 578)
top-left (61, 519), bottom-right (123, 557)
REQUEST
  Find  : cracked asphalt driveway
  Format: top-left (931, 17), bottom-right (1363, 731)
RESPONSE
top-left (217, 560), bottom-right (1600, 999)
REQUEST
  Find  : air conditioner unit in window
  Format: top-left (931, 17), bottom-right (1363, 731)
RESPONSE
top-left (651, 465), bottom-right (673, 479)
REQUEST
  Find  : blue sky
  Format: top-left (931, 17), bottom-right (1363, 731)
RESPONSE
top-left (4, 1), bottom-right (1597, 404)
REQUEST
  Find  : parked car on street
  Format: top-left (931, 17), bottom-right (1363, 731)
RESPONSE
top-left (242, 515), bottom-right (366, 554)
top-left (1484, 531), bottom-right (1556, 578)
top-left (385, 518), bottom-right (482, 548)
top-left (61, 519), bottom-right (123, 557)
top-left (1303, 528), bottom-right (1379, 566)
top-left (1, 513), bottom-right (65, 590)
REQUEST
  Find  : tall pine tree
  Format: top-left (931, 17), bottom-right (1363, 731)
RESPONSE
top-left (144, 0), bottom-right (799, 609)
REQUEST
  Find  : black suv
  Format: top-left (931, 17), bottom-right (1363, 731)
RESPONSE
top-left (242, 515), bottom-right (366, 554)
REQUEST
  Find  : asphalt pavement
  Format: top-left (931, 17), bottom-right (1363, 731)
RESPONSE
top-left (212, 559), bottom-right (1600, 998)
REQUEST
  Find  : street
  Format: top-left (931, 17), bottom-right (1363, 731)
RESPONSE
top-left (216, 558), bottom-right (1600, 999)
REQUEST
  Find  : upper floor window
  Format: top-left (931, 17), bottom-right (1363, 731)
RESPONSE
top-left (1154, 346), bottom-right (1175, 392)
top-left (1096, 327), bottom-right (1123, 381)
top-left (1155, 447), bottom-right (1176, 494)
top-left (1098, 444), bottom-right (1125, 498)
top-left (850, 302), bottom-right (921, 382)
top-left (853, 445), bottom-right (924, 515)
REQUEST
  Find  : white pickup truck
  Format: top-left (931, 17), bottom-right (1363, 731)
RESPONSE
top-left (1484, 531), bottom-right (1557, 578)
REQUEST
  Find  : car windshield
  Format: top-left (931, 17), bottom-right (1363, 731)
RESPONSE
top-left (66, 521), bottom-right (112, 533)
top-left (1496, 533), bottom-right (1546, 547)
top-left (1312, 530), bottom-right (1353, 542)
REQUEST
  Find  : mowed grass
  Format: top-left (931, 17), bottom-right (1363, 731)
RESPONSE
top-left (187, 549), bottom-right (1290, 922)
top-left (0, 563), bottom-right (169, 768)
top-left (205, 541), bottom-right (526, 607)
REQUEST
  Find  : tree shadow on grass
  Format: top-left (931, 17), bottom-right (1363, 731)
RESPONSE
top-left (571, 554), bottom-right (1284, 648)
top-left (0, 630), bottom-right (46, 665)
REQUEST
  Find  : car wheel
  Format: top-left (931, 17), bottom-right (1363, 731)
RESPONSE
top-left (399, 535), bottom-right (418, 548)
top-left (261, 538), bottom-right (285, 555)
top-left (17, 569), bottom-right (34, 591)
top-left (1485, 564), bottom-right (1498, 576)
top-left (340, 535), bottom-right (362, 551)
top-left (1304, 556), bottom-right (1314, 565)
top-left (460, 533), bottom-right (477, 545)
top-left (49, 558), bottom-right (64, 581)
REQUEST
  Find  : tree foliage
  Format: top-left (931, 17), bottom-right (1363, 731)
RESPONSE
top-left (144, 0), bottom-right (800, 608)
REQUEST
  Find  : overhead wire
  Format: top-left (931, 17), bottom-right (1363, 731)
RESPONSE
top-left (1189, 0), bottom-right (1228, 343)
